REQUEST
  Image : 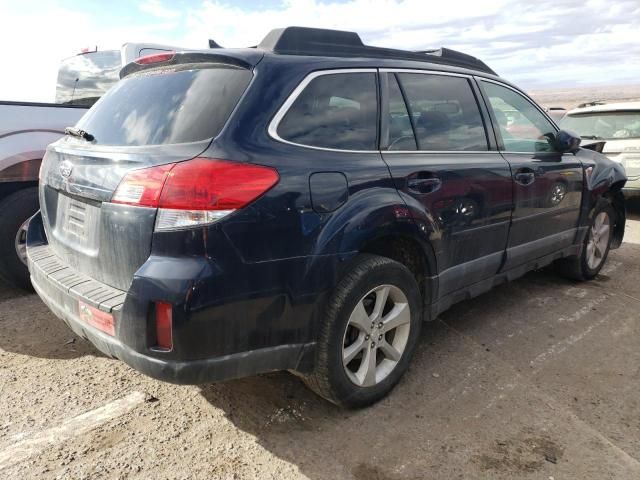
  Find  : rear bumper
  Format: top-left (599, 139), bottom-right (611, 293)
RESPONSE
top-left (27, 211), bottom-right (315, 384)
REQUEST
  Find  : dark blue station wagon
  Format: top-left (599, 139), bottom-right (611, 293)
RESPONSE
top-left (27, 27), bottom-right (627, 407)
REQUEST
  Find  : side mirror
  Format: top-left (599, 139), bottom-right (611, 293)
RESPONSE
top-left (554, 129), bottom-right (582, 153)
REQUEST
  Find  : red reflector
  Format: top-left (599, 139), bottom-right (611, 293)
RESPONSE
top-left (134, 51), bottom-right (175, 65)
top-left (155, 302), bottom-right (173, 351)
top-left (78, 301), bottom-right (115, 336)
top-left (111, 158), bottom-right (279, 210)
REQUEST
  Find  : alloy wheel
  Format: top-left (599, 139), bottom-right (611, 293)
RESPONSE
top-left (550, 183), bottom-right (567, 205)
top-left (342, 285), bottom-right (411, 387)
top-left (14, 219), bottom-right (29, 266)
top-left (586, 211), bottom-right (610, 270)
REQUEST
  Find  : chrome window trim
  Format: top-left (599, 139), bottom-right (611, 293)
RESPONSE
top-left (267, 67), bottom-right (499, 154)
top-left (382, 68), bottom-right (491, 152)
top-left (268, 68), bottom-right (379, 153)
top-left (383, 150), bottom-right (497, 155)
top-left (500, 151), bottom-right (577, 156)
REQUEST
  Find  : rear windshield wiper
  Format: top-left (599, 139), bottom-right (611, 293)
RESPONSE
top-left (64, 126), bottom-right (94, 142)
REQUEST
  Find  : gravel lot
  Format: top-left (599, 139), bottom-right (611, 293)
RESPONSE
top-left (1, 198), bottom-right (640, 480)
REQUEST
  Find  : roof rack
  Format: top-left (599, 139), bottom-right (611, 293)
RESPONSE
top-left (258, 27), bottom-right (496, 75)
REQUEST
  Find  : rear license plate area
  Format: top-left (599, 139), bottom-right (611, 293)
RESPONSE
top-left (53, 193), bottom-right (101, 251)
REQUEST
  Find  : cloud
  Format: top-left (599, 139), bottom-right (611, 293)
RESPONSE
top-left (181, 0), bottom-right (640, 89)
top-left (139, 0), bottom-right (181, 19)
top-left (0, 0), bottom-right (638, 102)
top-left (0, 0), bottom-right (187, 102)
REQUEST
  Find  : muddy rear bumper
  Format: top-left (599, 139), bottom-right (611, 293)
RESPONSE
top-left (26, 211), bottom-right (315, 384)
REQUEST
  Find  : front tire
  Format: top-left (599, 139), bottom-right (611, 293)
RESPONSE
top-left (556, 200), bottom-right (614, 281)
top-left (0, 187), bottom-right (39, 290)
top-left (303, 254), bottom-right (422, 408)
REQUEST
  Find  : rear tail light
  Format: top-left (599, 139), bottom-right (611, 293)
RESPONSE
top-left (111, 164), bottom-right (174, 207)
top-left (134, 51), bottom-right (175, 65)
top-left (111, 158), bottom-right (279, 231)
top-left (154, 302), bottom-right (173, 351)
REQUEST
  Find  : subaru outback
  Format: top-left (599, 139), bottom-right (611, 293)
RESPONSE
top-left (27, 27), bottom-right (627, 407)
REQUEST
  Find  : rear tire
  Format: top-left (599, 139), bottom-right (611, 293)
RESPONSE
top-left (0, 187), bottom-right (39, 290)
top-left (555, 199), bottom-right (614, 281)
top-left (303, 254), bottom-right (422, 408)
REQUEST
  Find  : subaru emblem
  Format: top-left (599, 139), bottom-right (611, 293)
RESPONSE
top-left (59, 160), bottom-right (73, 178)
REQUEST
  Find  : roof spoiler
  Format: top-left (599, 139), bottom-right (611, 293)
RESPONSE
top-left (258, 26), bottom-right (496, 75)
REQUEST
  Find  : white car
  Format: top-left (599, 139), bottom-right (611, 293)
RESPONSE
top-left (561, 102), bottom-right (640, 195)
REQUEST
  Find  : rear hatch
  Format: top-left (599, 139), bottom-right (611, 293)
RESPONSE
top-left (39, 54), bottom-right (255, 290)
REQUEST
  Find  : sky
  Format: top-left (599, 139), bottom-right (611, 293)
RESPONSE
top-left (1, 0), bottom-right (639, 102)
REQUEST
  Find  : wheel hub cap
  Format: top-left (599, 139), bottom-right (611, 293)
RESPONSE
top-left (342, 285), bottom-right (411, 387)
top-left (15, 219), bottom-right (29, 266)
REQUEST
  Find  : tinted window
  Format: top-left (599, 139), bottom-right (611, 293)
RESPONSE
top-left (481, 81), bottom-right (557, 153)
top-left (561, 112), bottom-right (640, 140)
top-left (56, 51), bottom-right (122, 106)
top-left (397, 74), bottom-right (488, 151)
top-left (277, 73), bottom-right (378, 150)
top-left (76, 66), bottom-right (252, 146)
top-left (387, 74), bottom-right (417, 151)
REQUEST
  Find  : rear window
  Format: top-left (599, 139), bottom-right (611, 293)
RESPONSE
top-left (76, 65), bottom-right (252, 146)
top-left (276, 72), bottom-right (378, 150)
top-left (56, 51), bottom-right (122, 106)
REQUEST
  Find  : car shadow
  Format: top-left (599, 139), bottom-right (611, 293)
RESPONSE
top-left (199, 320), bottom-right (449, 480)
top-left (0, 280), bottom-right (101, 360)
top-left (198, 267), bottom-right (586, 479)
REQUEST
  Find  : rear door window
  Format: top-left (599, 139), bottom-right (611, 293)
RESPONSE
top-left (276, 72), bottom-right (378, 150)
top-left (76, 65), bottom-right (252, 146)
top-left (396, 73), bottom-right (488, 151)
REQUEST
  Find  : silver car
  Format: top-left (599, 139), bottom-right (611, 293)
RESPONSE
top-left (561, 102), bottom-right (640, 195)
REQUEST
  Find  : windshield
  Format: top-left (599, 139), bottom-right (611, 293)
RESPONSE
top-left (55, 50), bottom-right (122, 106)
top-left (76, 65), bottom-right (252, 146)
top-left (560, 111), bottom-right (640, 140)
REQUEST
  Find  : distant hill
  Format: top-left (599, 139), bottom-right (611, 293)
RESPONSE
top-left (528, 84), bottom-right (640, 110)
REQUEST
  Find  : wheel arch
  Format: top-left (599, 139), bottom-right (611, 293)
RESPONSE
top-left (301, 189), bottom-right (440, 334)
top-left (605, 180), bottom-right (626, 249)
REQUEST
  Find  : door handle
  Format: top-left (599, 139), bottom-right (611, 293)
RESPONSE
top-left (407, 177), bottom-right (442, 194)
top-left (514, 168), bottom-right (536, 186)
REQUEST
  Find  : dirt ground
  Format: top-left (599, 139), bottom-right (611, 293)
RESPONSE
top-left (1, 199), bottom-right (639, 480)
